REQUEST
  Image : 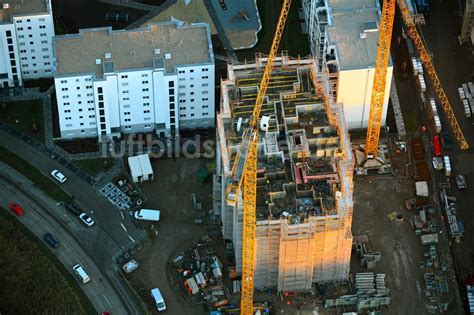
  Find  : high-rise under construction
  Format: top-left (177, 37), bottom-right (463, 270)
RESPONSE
top-left (214, 54), bottom-right (354, 292)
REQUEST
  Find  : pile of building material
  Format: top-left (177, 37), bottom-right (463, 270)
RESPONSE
top-left (440, 189), bottom-right (464, 239)
top-left (428, 98), bottom-right (442, 133)
top-left (412, 57), bottom-right (426, 92)
top-left (458, 82), bottom-right (474, 117)
top-left (324, 273), bottom-right (390, 312)
top-left (172, 235), bottom-right (230, 311)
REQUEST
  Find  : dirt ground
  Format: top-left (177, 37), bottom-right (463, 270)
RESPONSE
top-left (126, 158), bottom-right (214, 315)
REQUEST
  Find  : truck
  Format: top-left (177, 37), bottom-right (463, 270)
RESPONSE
top-left (134, 209), bottom-right (160, 221)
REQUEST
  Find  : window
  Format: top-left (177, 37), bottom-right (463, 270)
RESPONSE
top-left (144, 124), bottom-right (151, 128)
top-left (190, 84), bottom-right (194, 88)
top-left (124, 118), bottom-right (131, 122)
top-left (180, 114), bottom-right (186, 118)
top-left (179, 85), bottom-right (185, 89)
top-left (121, 75), bottom-right (128, 79)
top-left (44, 62), bottom-right (50, 66)
top-left (121, 82), bottom-right (129, 87)
top-left (178, 70), bottom-right (185, 74)
top-left (180, 107), bottom-right (185, 110)
top-left (203, 91), bottom-right (209, 95)
top-left (78, 109), bottom-right (83, 112)
top-left (143, 96), bottom-right (150, 99)
top-left (202, 76), bottom-right (208, 79)
top-left (100, 117), bottom-right (106, 123)
top-left (76, 86), bottom-right (80, 90)
top-left (99, 109), bottom-right (105, 115)
top-left (88, 107), bottom-right (94, 111)
top-left (124, 126), bottom-right (131, 130)
top-left (143, 103), bottom-right (150, 106)
top-left (98, 95), bottom-right (104, 101)
top-left (60, 80), bottom-right (67, 84)
top-left (6, 30), bottom-right (12, 36)
top-left (144, 110), bottom-right (150, 114)
top-left (169, 104), bottom-right (175, 110)
top-left (202, 83), bottom-right (209, 87)
top-left (79, 116), bottom-right (83, 119)
top-left (203, 113), bottom-right (209, 116)
top-left (89, 115), bottom-right (95, 118)
top-left (122, 90), bottom-right (129, 94)
top-left (190, 92), bottom-right (194, 95)
top-left (64, 110), bottom-right (71, 113)
top-left (202, 105), bottom-right (209, 109)
top-left (101, 123), bottom-right (106, 129)
top-left (98, 102), bottom-right (104, 109)
top-left (7, 38), bottom-right (12, 44)
top-left (202, 98), bottom-right (209, 101)
top-left (39, 25), bottom-right (46, 29)
top-left (190, 69), bottom-right (194, 73)
top-left (169, 96), bottom-right (175, 102)
top-left (42, 48), bottom-right (48, 52)
top-left (39, 18), bottom-right (45, 22)
top-left (43, 55), bottom-right (49, 59)
top-left (17, 27), bottom-right (23, 31)
top-left (27, 26), bottom-right (31, 30)
top-left (97, 87), bottom-right (103, 93)
top-left (202, 68), bottom-right (209, 72)
top-left (190, 99), bottom-right (194, 102)
top-left (170, 118), bottom-right (175, 123)
top-left (124, 112), bottom-right (130, 116)
top-left (123, 104), bottom-right (130, 109)
top-left (144, 117), bottom-right (151, 121)
top-left (191, 113), bottom-right (195, 117)
top-left (41, 40), bottom-right (47, 44)
top-left (142, 81), bottom-right (148, 84)
top-left (65, 117), bottom-right (72, 120)
top-left (179, 100), bottom-right (185, 103)
top-left (123, 97), bottom-right (129, 101)
top-left (141, 74), bottom-right (148, 78)
top-left (80, 123), bottom-right (84, 126)
top-left (142, 88), bottom-right (149, 92)
top-left (168, 81), bottom-right (174, 88)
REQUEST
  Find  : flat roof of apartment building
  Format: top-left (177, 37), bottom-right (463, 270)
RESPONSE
top-left (54, 21), bottom-right (213, 77)
top-left (0, 0), bottom-right (49, 22)
top-left (326, 0), bottom-right (380, 70)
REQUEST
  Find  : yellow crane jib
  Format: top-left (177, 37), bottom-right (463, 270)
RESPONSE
top-left (397, 0), bottom-right (469, 150)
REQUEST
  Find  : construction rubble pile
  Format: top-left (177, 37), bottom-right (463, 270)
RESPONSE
top-left (172, 235), bottom-right (231, 311)
top-left (439, 189), bottom-right (464, 239)
top-left (324, 273), bottom-right (390, 312)
top-left (407, 183), bottom-right (455, 312)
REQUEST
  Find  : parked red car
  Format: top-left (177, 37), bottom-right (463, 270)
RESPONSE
top-left (8, 202), bottom-right (24, 216)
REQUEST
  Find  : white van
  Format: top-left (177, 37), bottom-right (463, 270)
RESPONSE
top-left (73, 264), bottom-right (91, 284)
top-left (151, 288), bottom-right (166, 311)
top-left (134, 209), bottom-right (160, 221)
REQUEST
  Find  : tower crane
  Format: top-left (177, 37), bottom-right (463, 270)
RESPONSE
top-left (223, 0), bottom-right (292, 314)
top-left (365, 0), bottom-right (468, 161)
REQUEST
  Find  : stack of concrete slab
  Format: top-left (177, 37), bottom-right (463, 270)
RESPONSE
top-left (99, 182), bottom-right (132, 210)
top-left (429, 98), bottom-right (442, 133)
top-left (458, 82), bottom-right (474, 117)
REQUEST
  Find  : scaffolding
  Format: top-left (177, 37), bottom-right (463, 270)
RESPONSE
top-left (216, 55), bottom-right (354, 292)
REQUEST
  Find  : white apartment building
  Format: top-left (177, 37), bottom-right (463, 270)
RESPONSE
top-left (53, 21), bottom-right (215, 141)
top-left (303, 0), bottom-right (393, 129)
top-left (0, 0), bottom-right (55, 87)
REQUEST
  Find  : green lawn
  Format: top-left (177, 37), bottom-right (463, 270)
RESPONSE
top-left (236, 0), bottom-right (310, 62)
top-left (0, 99), bottom-right (45, 142)
top-left (0, 210), bottom-right (93, 314)
top-left (74, 158), bottom-right (115, 177)
top-left (0, 146), bottom-right (70, 201)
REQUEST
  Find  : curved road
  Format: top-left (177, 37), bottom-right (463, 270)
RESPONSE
top-left (0, 176), bottom-right (127, 314)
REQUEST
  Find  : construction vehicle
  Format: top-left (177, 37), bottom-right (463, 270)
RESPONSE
top-left (363, 0), bottom-right (468, 171)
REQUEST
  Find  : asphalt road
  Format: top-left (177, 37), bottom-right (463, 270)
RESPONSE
top-left (0, 129), bottom-right (145, 263)
top-left (0, 128), bottom-right (147, 314)
top-left (0, 175), bottom-right (125, 314)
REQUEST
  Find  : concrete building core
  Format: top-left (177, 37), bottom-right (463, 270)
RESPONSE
top-left (215, 55), bottom-right (354, 292)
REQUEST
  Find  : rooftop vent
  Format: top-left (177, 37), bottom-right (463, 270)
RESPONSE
top-left (104, 52), bottom-right (111, 59)
top-left (165, 53), bottom-right (171, 60)
top-left (95, 59), bottom-right (101, 65)
top-left (130, 50), bottom-right (135, 56)
top-left (3, 3), bottom-right (9, 9)
top-left (359, 33), bottom-right (366, 39)
top-left (154, 48), bottom-right (160, 55)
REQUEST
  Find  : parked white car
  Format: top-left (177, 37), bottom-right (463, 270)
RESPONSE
top-left (79, 213), bottom-right (95, 227)
top-left (51, 169), bottom-right (67, 183)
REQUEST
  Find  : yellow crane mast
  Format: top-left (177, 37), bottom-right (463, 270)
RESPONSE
top-left (365, 0), bottom-right (396, 158)
top-left (229, 1), bottom-right (292, 314)
top-left (397, 0), bottom-right (469, 150)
